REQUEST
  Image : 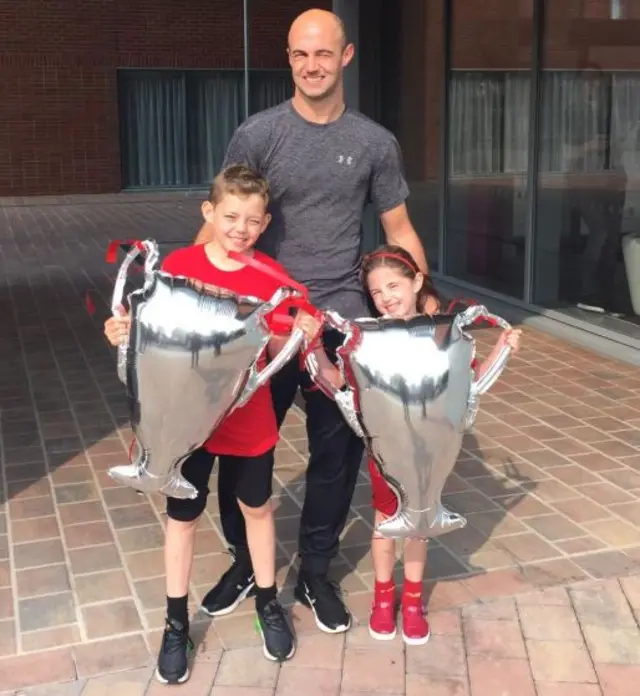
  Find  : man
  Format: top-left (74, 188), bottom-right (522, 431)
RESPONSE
top-left (196, 8), bottom-right (429, 633)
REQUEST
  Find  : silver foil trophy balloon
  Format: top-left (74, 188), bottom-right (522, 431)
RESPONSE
top-left (107, 240), bottom-right (305, 499)
top-left (305, 305), bottom-right (513, 540)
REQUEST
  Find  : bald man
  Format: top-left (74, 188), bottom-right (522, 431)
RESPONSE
top-left (197, 8), bottom-right (429, 636)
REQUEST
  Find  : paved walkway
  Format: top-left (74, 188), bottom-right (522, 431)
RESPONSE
top-left (1, 194), bottom-right (639, 694)
top-left (0, 576), bottom-right (639, 695)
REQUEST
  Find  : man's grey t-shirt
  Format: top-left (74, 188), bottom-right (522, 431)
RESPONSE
top-left (222, 100), bottom-right (410, 318)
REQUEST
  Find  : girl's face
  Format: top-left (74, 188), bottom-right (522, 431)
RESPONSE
top-left (367, 266), bottom-right (423, 318)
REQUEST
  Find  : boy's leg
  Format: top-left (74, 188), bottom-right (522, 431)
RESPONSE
top-left (233, 447), bottom-right (295, 662)
top-left (208, 357), bottom-right (300, 612)
top-left (202, 458), bottom-right (256, 615)
top-left (158, 448), bottom-right (215, 685)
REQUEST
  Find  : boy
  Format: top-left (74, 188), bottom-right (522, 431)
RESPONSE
top-left (104, 165), bottom-right (297, 683)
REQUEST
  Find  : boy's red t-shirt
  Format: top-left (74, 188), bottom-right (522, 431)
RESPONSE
top-left (161, 244), bottom-right (295, 457)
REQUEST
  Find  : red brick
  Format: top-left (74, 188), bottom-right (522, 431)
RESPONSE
top-left (467, 656), bottom-right (536, 696)
top-left (0, 648), bottom-right (75, 690)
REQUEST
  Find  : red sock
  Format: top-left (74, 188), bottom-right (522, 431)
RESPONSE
top-left (402, 579), bottom-right (423, 606)
top-left (374, 579), bottom-right (395, 602)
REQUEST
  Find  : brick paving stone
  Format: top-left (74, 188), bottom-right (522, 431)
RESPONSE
top-left (0, 620), bottom-right (16, 657)
top-left (405, 674), bottom-right (468, 696)
top-left (80, 667), bottom-right (153, 696)
top-left (527, 640), bottom-right (598, 683)
top-left (81, 599), bottom-right (142, 639)
top-left (342, 645), bottom-right (405, 694)
top-left (73, 635), bottom-right (150, 678)
top-left (276, 666), bottom-right (342, 696)
top-left (570, 580), bottom-right (638, 629)
top-left (467, 656), bottom-right (536, 696)
top-left (463, 616), bottom-right (527, 659)
top-left (405, 634), bottom-right (466, 680)
top-left (279, 632), bottom-right (344, 670)
top-left (595, 664), bottom-right (640, 696)
top-left (518, 604), bottom-right (583, 642)
top-left (582, 624), bottom-right (640, 665)
top-left (210, 688), bottom-right (275, 696)
top-left (0, 648), bottom-right (76, 690)
top-left (462, 597), bottom-right (518, 621)
top-left (214, 646), bottom-right (280, 689)
top-left (535, 685), bottom-right (602, 696)
top-left (18, 592), bottom-right (76, 632)
top-left (21, 625), bottom-right (81, 652)
top-left (20, 681), bottom-right (87, 696)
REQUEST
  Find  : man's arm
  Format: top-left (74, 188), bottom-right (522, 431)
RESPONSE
top-left (380, 203), bottom-right (429, 274)
top-left (193, 124), bottom-right (260, 245)
top-left (369, 136), bottom-right (430, 273)
top-left (193, 222), bottom-right (212, 245)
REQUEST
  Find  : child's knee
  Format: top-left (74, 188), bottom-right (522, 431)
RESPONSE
top-left (166, 515), bottom-right (199, 534)
top-left (238, 499), bottom-right (271, 520)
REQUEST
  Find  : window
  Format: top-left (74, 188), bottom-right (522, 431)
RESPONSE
top-left (118, 69), bottom-right (292, 189)
top-left (450, 70), bottom-right (640, 177)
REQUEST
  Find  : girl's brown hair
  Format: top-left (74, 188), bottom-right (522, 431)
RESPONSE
top-left (360, 244), bottom-right (439, 313)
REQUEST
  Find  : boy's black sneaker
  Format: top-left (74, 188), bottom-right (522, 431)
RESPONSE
top-left (255, 598), bottom-right (296, 661)
top-left (294, 571), bottom-right (351, 633)
top-left (201, 560), bottom-right (255, 616)
top-left (155, 618), bottom-right (194, 684)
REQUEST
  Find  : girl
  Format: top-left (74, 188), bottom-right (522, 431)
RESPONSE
top-left (297, 244), bottom-right (521, 646)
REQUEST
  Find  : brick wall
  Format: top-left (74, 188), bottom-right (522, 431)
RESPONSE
top-left (0, 0), bottom-right (330, 197)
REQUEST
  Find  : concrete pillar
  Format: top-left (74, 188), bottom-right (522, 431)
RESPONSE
top-left (332, 0), bottom-right (359, 109)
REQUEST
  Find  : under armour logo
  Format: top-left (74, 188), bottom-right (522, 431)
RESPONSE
top-left (337, 155), bottom-right (353, 165)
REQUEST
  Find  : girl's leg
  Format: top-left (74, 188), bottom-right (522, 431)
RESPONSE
top-left (371, 509), bottom-right (396, 582)
top-left (401, 538), bottom-right (430, 646)
top-left (403, 537), bottom-right (427, 584)
top-left (368, 458), bottom-right (399, 640)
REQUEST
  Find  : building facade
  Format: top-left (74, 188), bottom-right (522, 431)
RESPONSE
top-left (1, 0), bottom-right (639, 360)
top-left (354, 0), bottom-right (639, 359)
top-left (0, 0), bottom-right (328, 196)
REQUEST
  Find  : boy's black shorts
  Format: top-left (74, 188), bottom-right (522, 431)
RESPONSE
top-left (166, 446), bottom-right (275, 522)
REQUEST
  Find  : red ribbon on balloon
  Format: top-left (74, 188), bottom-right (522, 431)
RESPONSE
top-left (227, 250), bottom-right (322, 336)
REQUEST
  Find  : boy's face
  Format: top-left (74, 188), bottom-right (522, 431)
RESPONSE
top-left (201, 193), bottom-right (271, 255)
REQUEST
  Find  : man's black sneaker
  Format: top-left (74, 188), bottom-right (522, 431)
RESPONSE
top-left (294, 572), bottom-right (351, 633)
top-left (201, 560), bottom-right (255, 616)
top-left (155, 618), bottom-right (194, 684)
top-left (255, 598), bottom-right (296, 661)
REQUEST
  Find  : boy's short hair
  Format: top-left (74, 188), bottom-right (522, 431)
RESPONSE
top-left (209, 164), bottom-right (270, 207)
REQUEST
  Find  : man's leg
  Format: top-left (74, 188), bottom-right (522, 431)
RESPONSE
top-left (159, 448), bottom-right (215, 684)
top-left (271, 353), bottom-right (304, 427)
top-left (294, 331), bottom-right (365, 633)
top-left (205, 357), bottom-right (300, 614)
